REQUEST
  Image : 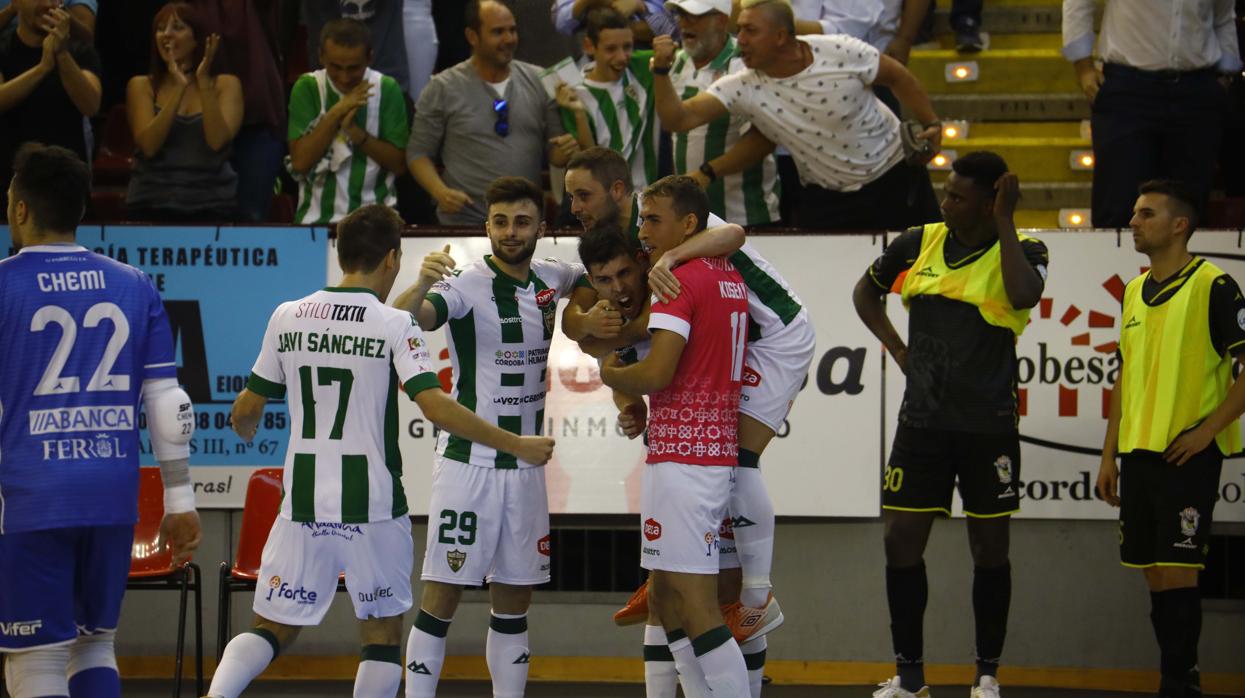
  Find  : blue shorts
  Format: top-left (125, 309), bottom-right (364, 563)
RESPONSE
top-left (0, 525), bottom-right (133, 651)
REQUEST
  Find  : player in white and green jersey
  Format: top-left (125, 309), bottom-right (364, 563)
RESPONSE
top-left (208, 206), bottom-right (553, 698)
top-left (287, 19), bottom-right (411, 224)
top-left (667, 3), bottom-right (780, 226)
top-left (559, 8), bottom-right (662, 190)
top-left (394, 177), bottom-right (588, 698)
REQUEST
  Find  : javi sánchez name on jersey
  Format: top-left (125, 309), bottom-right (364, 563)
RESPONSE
top-left (277, 331), bottom-right (387, 359)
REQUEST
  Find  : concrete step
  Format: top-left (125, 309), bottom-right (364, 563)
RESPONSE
top-left (926, 94), bottom-right (1091, 122)
top-left (925, 178), bottom-right (1090, 210)
top-left (929, 136), bottom-right (1092, 183)
top-left (1015, 209), bottom-right (1063, 228)
top-left (909, 49), bottom-right (1080, 94)
top-left (944, 121), bottom-right (1086, 139)
top-left (931, 6), bottom-right (1063, 35)
top-left (933, 32), bottom-right (1062, 50)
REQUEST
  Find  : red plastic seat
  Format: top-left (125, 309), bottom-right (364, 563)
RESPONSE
top-left (128, 467), bottom-right (203, 698)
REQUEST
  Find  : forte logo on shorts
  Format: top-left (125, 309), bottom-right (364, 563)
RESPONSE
top-left (643, 518), bottom-right (662, 541)
top-left (0, 620), bottom-right (42, 637)
top-left (703, 530), bottom-right (719, 557)
top-left (265, 576), bottom-right (318, 605)
top-left (537, 535), bottom-right (551, 556)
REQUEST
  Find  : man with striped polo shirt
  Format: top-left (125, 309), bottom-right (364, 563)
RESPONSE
top-left (209, 205), bottom-right (554, 698)
top-left (559, 8), bottom-right (663, 191)
top-left (663, 0), bottom-right (781, 226)
top-left (393, 177), bottom-right (589, 698)
top-left (287, 18), bottom-right (410, 224)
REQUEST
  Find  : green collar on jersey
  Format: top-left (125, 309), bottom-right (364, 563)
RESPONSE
top-left (484, 255), bottom-right (536, 287)
top-left (322, 286), bottom-right (381, 300)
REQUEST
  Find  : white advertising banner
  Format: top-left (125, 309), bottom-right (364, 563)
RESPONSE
top-left (329, 233), bottom-right (886, 516)
top-left (884, 230), bottom-right (1245, 522)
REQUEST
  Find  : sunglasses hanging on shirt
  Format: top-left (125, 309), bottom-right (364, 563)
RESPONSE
top-left (493, 98), bottom-right (510, 138)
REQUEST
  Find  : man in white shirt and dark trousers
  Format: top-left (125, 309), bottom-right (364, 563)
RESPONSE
top-left (1062, 0), bottom-right (1242, 229)
top-left (654, 0), bottom-right (942, 230)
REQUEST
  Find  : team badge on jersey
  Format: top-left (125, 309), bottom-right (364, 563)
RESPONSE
top-left (447, 549), bottom-right (467, 572)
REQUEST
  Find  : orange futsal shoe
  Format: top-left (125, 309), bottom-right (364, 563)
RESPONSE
top-left (722, 593), bottom-right (784, 644)
top-left (613, 580), bottom-right (650, 626)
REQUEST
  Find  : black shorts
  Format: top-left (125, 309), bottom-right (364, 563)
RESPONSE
top-left (1119, 447), bottom-right (1223, 568)
top-left (883, 425), bottom-right (1021, 517)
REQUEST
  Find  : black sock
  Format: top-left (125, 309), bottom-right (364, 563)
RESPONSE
top-left (886, 562), bottom-right (927, 692)
top-left (972, 562), bottom-right (1011, 682)
top-left (1158, 587), bottom-right (1202, 691)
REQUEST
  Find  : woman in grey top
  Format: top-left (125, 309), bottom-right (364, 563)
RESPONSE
top-left (125, 2), bottom-right (243, 222)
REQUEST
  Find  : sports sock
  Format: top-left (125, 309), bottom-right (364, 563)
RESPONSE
top-left (886, 562), bottom-right (927, 692)
top-left (354, 645), bottom-right (402, 698)
top-left (741, 635), bottom-right (768, 698)
top-left (643, 625), bottom-right (677, 698)
top-left (692, 625), bottom-right (749, 697)
top-left (973, 562), bottom-right (1011, 682)
top-left (486, 612), bottom-right (530, 698)
top-left (667, 629), bottom-right (712, 698)
top-left (405, 609), bottom-right (451, 698)
top-left (734, 450), bottom-right (776, 606)
top-left (208, 628), bottom-right (279, 698)
top-left (68, 632), bottom-right (119, 698)
top-left (1158, 587), bottom-right (1202, 691)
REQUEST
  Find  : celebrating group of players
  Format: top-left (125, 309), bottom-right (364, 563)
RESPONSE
top-left (1, 140), bottom-right (1240, 698)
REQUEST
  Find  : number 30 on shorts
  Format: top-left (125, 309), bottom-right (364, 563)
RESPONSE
top-left (437, 509), bottom-right (478, 545)
top-left (883, 466), bottom-right (904, 493)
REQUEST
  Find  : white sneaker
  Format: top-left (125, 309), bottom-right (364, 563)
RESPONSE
top-left (970, 675), bottom-right (1001, 698)
top-left (873, 676), bottom-right (931, 697)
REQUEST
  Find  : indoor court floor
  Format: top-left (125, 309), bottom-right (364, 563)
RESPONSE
top-left (124, 680), bottom-right (1224, 696)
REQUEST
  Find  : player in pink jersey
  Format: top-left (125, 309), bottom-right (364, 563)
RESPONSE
top-left (600, 175), bottom-right (751, 697)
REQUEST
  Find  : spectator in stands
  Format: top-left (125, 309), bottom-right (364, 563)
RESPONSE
top-left (663, 0), bottom-right (780, 225)
top-left (552, 0), bottom-right (679, 46)
top-left (199, 0), bottom-right (288, 223)
top-left (948, 0), bottom-right (983, 53)
top-left (409, 0), bottom-right (577, 226)
top-left (0, 0), bottom-right (95, 44)
top-left (655, 0), bottom-right (941, 229)
top-left (558, 8), bottom-right (662, 192)
top-left (124, 3), bottom-right (243, 223)
top-left (303, 0), bottom-right (410, 95)
top-left (0, 0), bottom-right (101, 215)
top-left (288, 18), bottom-right (409, 224)
top-left (1063, 0), bottom-right (1242, 228)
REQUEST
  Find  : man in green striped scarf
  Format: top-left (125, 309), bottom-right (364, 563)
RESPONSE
top-left (560, 7), bottom-right (663, 191)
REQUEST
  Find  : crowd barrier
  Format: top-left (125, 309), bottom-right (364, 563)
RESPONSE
top-left (4, 224), bottom-right (1244, 521)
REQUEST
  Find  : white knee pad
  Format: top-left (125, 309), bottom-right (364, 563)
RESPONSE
top-left (67, 631), bottom-right (117, 678)
top-left (5, 644), bottom-right (71, 698)
top-left (730, 467), bottom-right (777, 590)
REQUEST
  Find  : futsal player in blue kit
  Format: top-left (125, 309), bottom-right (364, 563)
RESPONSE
top-left (0, 144), bottom-right (202, 698)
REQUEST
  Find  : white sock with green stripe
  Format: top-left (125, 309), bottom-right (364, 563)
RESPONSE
top-left (667, 629), bottom-right (712, 698)
top-left (741, 636), bottom-right (767, 698)
top-left (208, 628), bottom-right (278, 698)
top-left (643, 624), bottom-right (677, 698)
top-left (486, 612), bottom-right (530, 698)
top-left (693, 626), bottom-right (749, 697)
top-left (354, 644), bottom-right (402, 697)
top-left (405, 610), bottom-right (451, 698)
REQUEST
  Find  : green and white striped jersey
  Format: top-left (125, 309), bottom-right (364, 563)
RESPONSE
top-left (729, 242), bottom-right (807, 341)
top-left (670, 37), bottom-right (781, 226)
top-left (563, 52), bottom-right (661, 190)
top-left (427, 256), bottom-right (588, 468)
top-left (287, 68), bottom-right (410, 224)
top-left (246, 288), bottom-right (441, 524)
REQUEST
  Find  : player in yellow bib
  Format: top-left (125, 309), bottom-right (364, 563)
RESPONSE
top-left (1098, 180), bottom-right (1245, 698)
top-left (854, 152), bottom-right (1048, 698)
